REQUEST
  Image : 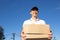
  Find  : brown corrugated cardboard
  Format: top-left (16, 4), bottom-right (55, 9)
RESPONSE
top-left (23, 24), bottom-right (51, 40)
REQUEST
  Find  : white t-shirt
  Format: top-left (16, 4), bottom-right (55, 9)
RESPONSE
top-left (23, 18), bottom-right (46, 27)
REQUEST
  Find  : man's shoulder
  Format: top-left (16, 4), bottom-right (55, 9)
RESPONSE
top-left (39, 19), bottom-right (45, 22)
top-left (38, 19), bottom-right (46, 24)
top-left (23, 19), bottom-right (31, 24)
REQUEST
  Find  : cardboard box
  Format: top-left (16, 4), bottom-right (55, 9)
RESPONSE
top-left (23, 24), bottom-right (51, 40)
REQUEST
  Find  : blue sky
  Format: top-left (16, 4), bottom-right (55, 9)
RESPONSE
top-left (0, 0), bottom-right (60, 40)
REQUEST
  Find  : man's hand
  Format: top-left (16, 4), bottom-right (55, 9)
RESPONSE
top-left (48, 31), bottom-right (52, 40)
top-left (20, 32), bottom-right (26, 38)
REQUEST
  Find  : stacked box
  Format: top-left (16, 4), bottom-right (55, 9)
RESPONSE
top-left (23, 24), bottom-right (51, 40)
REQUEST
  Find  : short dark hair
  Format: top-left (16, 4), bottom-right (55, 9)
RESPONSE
top-left (31, 7), bottom-right (38, 11)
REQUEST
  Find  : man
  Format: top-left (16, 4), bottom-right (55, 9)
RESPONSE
top-left (21, 7), bottom-right (52, 40)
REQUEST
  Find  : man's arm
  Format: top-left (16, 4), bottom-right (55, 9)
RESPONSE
top-left (20, 28), bottom-right (26, 38)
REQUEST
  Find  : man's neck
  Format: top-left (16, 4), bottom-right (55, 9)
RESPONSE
top-left (32, 16), bottom-right (37, 21)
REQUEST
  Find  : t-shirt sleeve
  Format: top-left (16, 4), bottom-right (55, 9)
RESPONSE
top-left (22, 20), bottom-right (28, 27)
top-left (39, 20), bottom-right (46, 24)
top-left (22, 21), bottom-right (25, 27)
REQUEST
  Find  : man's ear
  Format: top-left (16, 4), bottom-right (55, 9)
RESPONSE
top-left (30, 12), bottom-right (32, 14)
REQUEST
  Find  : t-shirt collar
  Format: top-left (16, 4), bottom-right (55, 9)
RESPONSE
top-left (30, 18), bottom-right (39, 21)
